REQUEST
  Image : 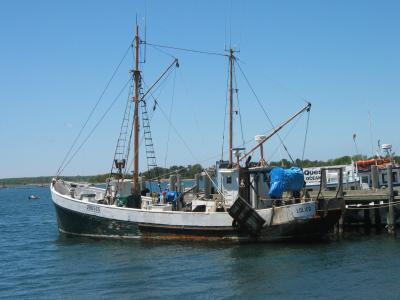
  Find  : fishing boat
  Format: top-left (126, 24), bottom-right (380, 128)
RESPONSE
top-left (51, 26), bottom-right (343, 242)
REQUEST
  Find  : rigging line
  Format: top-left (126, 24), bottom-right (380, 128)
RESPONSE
top-left (58, 77), bottom-right (131, 175)
top-left (144, 133), bottom-right (254, 182)
top-left (105, 85), bottom-right (133, 197)
top-left (266, 113), bottom-right (304, 164)
top-left (221, 59), bottom-right (230, 160)
top-left (148, 43), bottom-right (177, 59)
top-left (233, 62), bottom-right (245, 147)
top-left (148, 91), bottom-right (199, 162)
top-left (145, 113), bottom-right (305, 183)
top-left (125, 134), bottom-right (145, 176)
top-left (235, 60), bottom-right (295, 164)
top-left (56, 43), bottom-right (133, 176)
top-left (115, 83), bottom-right (134, 176)
top-left (123, 101), bottom-right (134, 175)
top-left (301, 109), bottom-right (311, 163)
top-left (109, 83), bottom-right (134, 176)
top-left (164, 69), bottom-right (177, 168)
top-left (176, 68), bottom-right (206, 149)
top-left (144, 42), bottom-right (228, 57)
top-left (235, 58), bottom-right (308, 103)
top-left (142, 64), bottom-right (176, 101)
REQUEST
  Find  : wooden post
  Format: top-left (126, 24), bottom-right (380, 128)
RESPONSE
top-left (139, 176), bottom-right (146, 193)
top-left (387, 164), bottom-right (396, 236)
top-left (337, 167), bottom-right (344, 198)
top-left (194, 173), bottom-right (200, 193)
top-left (320, 168), bottom-right (327, 191)
top-left (364, 207), bottom-right (371, 233)
top-left (337, 168), bottom-right (345, 236)
top-left (374, 201), bottom-right (382, 232)
top-left (203, 173), bottom-right (211, 199)
top-left (169, 175), bottom-right (177, 192)
top-left (176, 174), bottom-right (182, 193)
top-left (371, 165), bottom-right (379, 191)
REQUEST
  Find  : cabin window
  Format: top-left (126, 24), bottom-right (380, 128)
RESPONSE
top-left (226, 176), bottom-right (232, 184)
top-left (393, 172), bottom-right (398, 183)
top-left (382, 173), bottom-right (387, 184)
top-left (361, 176), bottom-right (369, 184)
top-left (263, 173), bottom-right (269, 182)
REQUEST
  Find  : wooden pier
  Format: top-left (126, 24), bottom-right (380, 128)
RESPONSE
top-left (309, 188), bottom-right (399, 234)
top-left (308, 165), bottom-right (399, 236)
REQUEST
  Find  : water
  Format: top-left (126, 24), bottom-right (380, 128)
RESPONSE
top-left (1, 186), bottom-right (400, 299)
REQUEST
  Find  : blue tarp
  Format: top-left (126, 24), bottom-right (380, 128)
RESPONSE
top-left (269, 167), bottom-right (305, 198)
top-left (164, 191), bottom-right (179, 209)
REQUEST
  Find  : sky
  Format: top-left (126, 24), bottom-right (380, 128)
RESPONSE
top-left (1, 0), bottom-right (400, 178)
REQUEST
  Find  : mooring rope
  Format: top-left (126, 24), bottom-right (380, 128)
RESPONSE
top-left (345, 200), bottom-right (400, 210)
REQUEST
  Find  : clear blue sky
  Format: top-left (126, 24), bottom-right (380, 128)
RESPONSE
top-left (1, 0), bottom-right (400, 178)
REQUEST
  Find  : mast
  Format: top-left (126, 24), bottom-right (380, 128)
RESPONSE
top-left (228, 48), bottom-right (234, 166)
top-left (133, 25), bottom-right (140, 193)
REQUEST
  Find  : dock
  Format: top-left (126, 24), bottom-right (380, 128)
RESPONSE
top-left (307, 165), bottom-right (399, 235)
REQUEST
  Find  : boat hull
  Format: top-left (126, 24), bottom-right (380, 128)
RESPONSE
top-left (54, 202), bottom-right (141, 239)
top-left (53, 202), bottom-right (341, 242)
top-left (51, 183), bottom-right (342, 242)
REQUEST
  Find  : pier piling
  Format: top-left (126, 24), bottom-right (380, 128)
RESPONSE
top-left (364, 208), bottom-right (371, 233)
top-left (374, 201), bottom-right (382, 231)
top-left (371, 165), bottom-right (379, 191)
top-left (194, 174), bottom-right (200, 193)
top-left (387, 165), bottom-right (396, 236)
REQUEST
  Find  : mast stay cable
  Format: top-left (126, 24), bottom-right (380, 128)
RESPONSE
top-left (301, 109), bottom-right (311, 163)
top-left (143, 42), bottom-right (228, 57)
top-left (221, 59), bottom-right (230, 160)
top-left (233, 62), bottom-right (245, 148)
top-left (235, 60), bottom-right (296, 165)
top-left (164, 69), bottom-right (177, 168)
top-left (56, 43), bottom-right (133, 176)
top-left (58, 78), bottom-right (132, 175)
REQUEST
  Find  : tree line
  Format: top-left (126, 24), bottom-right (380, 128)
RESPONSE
top-left (2, 155), bottom-right (397, 185)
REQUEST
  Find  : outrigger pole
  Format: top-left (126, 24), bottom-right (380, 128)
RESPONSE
top-left (133, 25), bottom-right (140, 194)
top-left (239, 102), bottom-right (312, 162)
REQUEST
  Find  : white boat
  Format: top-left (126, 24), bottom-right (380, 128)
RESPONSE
top-left (51, 26), bottom-right (343, 242)
top-left (303, 164), bottom-right (360, 191)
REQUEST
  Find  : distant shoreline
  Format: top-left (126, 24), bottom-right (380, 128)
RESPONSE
top-left (0, 175), bottom-right (196, 187)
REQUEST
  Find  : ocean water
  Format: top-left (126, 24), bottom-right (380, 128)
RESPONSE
top-left (1, 186), bottom-right (400, 299)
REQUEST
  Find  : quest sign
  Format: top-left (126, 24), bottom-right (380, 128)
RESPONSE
top-left (303, 168), bottom-right (321, 185)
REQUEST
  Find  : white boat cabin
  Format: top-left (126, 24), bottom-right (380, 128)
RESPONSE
top-left (217, 163), bottom-right (273, 209)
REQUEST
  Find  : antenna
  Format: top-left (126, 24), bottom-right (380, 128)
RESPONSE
top-left (368, 109), bottom-right (374, 157)
top-left (144, 0), bottom-right (147, 63)
top-left (229, 0), bottom-right (232, 48)
top-left (377, 139), bottom-right (382, 158)
top-left (352, 133), bottom-right (359, 157)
